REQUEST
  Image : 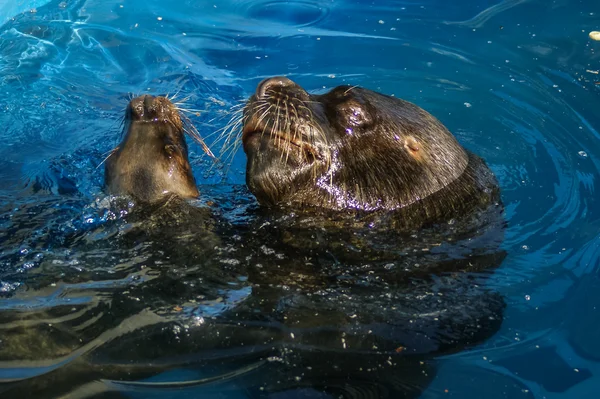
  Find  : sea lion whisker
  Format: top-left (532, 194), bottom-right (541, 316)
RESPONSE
top-left (255, 103), bottom-right (274, 132)
top-left (279, 99), bottom-right (289, 163)
top-left (212, 117), bottom-right (242, 148)
top-left (216, 104), bottom-right (247, 131)
top-left (96, 147), bottom-right (119, 170)
top-left (172, 94), bottom-right (194, 107)
top-left (248, 101), bottom-right (269, 120)
top-left (343, 85), bottom-right (360, 95)
top-left (112, 116), bottom-right (127, 141)
top-left (273, 98), bottom-right (283, 151)
top-left (219, 138), bottom-right (241, 162)
top-left (193, 123), bottom-right (225, 137)
top-left (213, 113), bottom-right (243, 140)
top-left (294, 102), bottom-right (328, 149)
top-left (246, 103), bottom-right (275, 149)
top-left (219, 138), bottom-right (243, 173)
top-left (169, 87), bottom-right (186, 103)
top-left (286, 102), bottom-right (295, 164)
top-left (217, 118), bottom-right (244, 158)
top-left (227, 113), bottom-right (245, 137)
top-left (230, 101), bottom-right (246, 109)
top-left (204, 111), bottom-right (228, 124)
top-left (214, 108), bottom-right (244, 148)
top-left (284, 114), bottom-right (294, 163)
top-left (183, 125), bottom-right (216, 159)
top-left (296, 103), bottom-right (319, 138)
top-left (296, 102), bottom-right (315, 116)
top-left (208, 110), bottom-right (242, 157)
top-left (284, 103), bottom-right (300, 165)
top-left (215, 113), bottom-right (245, 163)
top-left (289, 102), bottom-right (305, 154)
top-left (177, 108), bottom-right (206, 115)
top-left (176, 112), bottom-right (216, 159)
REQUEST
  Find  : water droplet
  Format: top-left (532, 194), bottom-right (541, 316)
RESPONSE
top-left (525, 295), bottom-right (531, 301)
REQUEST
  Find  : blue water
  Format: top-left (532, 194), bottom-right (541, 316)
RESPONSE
top-left (1, 0), bottom-right (600, 397)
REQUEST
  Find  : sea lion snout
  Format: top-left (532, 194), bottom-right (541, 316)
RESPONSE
top-left (127, 95), bottom-right (177, 124)
top-left (256, 76), bottom-right (301, 99)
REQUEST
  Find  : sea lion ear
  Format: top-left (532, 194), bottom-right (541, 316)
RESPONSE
top-left (404, 137), bottom-right (420, 152)
top-left (403, 135), bottom-right (427, 162)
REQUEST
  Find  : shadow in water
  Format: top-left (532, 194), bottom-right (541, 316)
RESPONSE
top-left (0, 188), bottom-right (507, 398)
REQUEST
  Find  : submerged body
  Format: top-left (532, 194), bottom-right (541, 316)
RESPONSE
top-left (242, 77), bottom-right (500, 228)
top-left (104, 95), bottom-right (200, 202)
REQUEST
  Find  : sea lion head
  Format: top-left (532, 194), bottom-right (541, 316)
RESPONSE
top-left (242, 77), bottom-right (469, 211)
top-left (104, 95), bottom-right (200, 202)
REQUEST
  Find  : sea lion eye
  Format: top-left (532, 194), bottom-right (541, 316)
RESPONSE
top-left (338, 100), bottom-right (371, 129)
top-left (164, 144), bottom-right (176, 156)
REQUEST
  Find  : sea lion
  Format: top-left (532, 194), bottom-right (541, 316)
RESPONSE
top-left (104, 95), bottom-right (211, 203)
top-left (241, 76), bottom-right (499, 228)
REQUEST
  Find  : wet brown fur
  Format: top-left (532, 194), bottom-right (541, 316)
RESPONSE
top-left (239, 77), bottom-right (499, 227)
top-left (104, 95), bottom-right (200, 203)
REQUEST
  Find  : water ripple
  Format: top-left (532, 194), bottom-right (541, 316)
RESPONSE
top-left (245, 0), bottom-right (330, 28)
top-left (0, 0), bottom-right (600, 397)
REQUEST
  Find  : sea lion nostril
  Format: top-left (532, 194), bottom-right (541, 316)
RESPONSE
top-left (256, 76), bottom-right (295, 98)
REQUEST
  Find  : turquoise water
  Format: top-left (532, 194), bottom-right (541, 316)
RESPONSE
top-left (1, 0), bottom-right (600, 398)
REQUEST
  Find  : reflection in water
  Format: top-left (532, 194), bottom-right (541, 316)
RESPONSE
top-left (0, 158), bottom-right (509, 397)
top-left (0, 0), bottom-right (599, 397)
top-left (0, 189), bottom-right (507, 397)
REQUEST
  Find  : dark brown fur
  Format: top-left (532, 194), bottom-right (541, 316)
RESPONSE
top-left (242, 77), bottom-right (499, 227)
top-left (104, 95), bottom-right (199, 202)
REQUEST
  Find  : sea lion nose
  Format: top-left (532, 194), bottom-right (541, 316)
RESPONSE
top-left (142, 94), bottom-right (154, 113)
top-left (256, 76), bottom-right (295, 98)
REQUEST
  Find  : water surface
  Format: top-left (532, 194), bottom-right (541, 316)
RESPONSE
top-left (1, 0), bottom-right (600, 398)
